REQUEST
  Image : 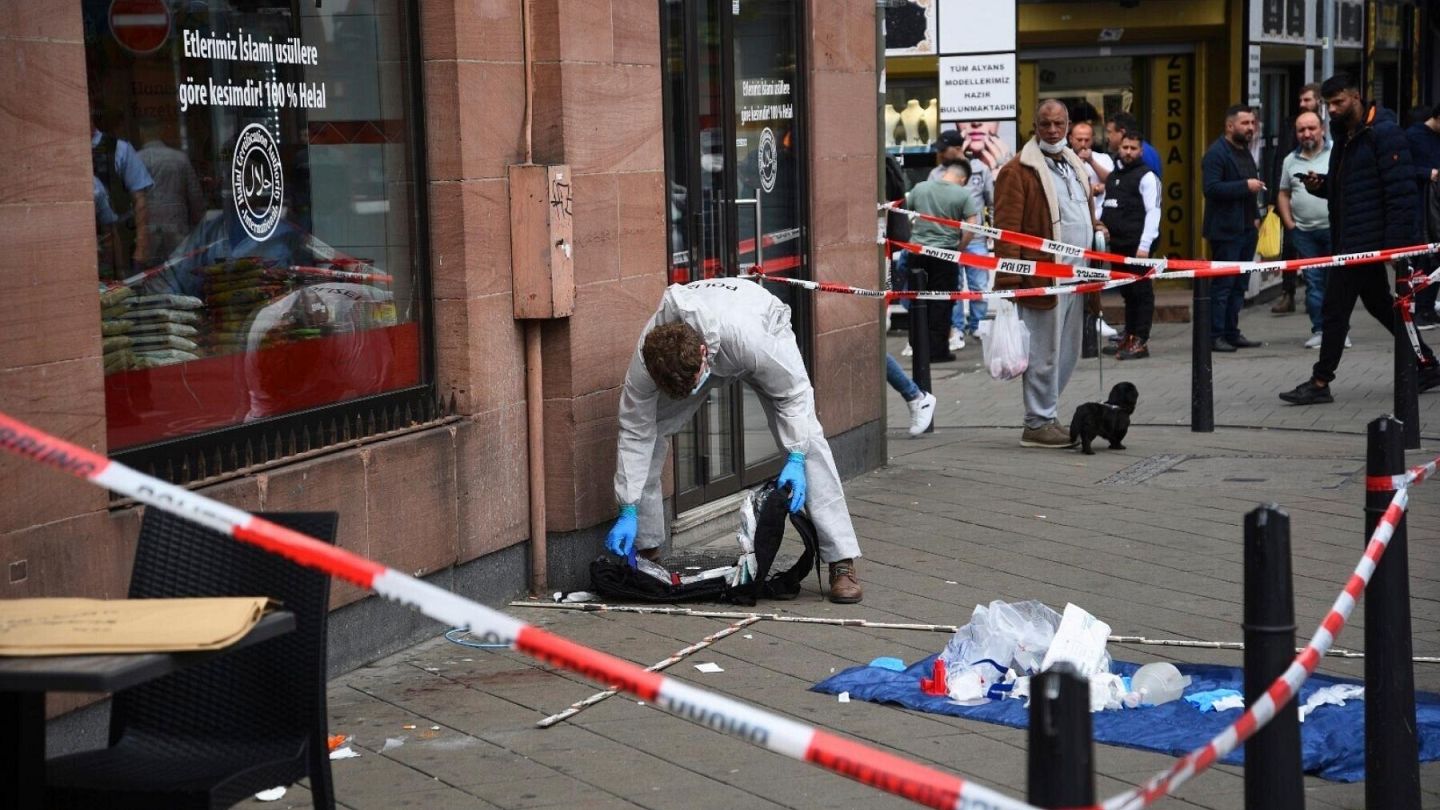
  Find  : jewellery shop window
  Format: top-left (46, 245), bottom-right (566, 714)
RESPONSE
top-left (84, 0), bottom-right (427, 453)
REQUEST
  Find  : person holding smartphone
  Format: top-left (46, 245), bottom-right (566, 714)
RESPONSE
top-left (1277, 111), bottom-right (1334, 346)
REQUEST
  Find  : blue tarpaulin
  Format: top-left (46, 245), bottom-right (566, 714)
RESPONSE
top-left (812, 657), bottom-right (1440, 781)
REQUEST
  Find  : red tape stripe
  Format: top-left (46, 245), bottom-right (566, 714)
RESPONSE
top-left (233, 518), bottom-right (386, 588)
top-left (806, 730), bottom-right (967, 810)
top-left (515, 626), bottom-right (665, 702)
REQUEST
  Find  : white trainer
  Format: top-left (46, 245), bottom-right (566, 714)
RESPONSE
top-left (1303, 334), bottom-right (1352, 349)
top-left (948, 328), bottom-right (966, 351)
top-left (901, 344), bottom-right (913, 357)
top-left (907, 392), bottom-right (936, 436)
top-left (1098, 319), bottom-right (1119, 340)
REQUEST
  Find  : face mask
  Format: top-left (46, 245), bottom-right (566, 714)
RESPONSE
top-left (689, 369), bottom-right (711, 396)
top-left (1038, 139), bottom-right (1066, 156)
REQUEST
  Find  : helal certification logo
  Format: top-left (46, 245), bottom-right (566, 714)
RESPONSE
top-left (758, 127), bottom-right (778, 193)
top-left (232, 123), bottom-right (284, 242)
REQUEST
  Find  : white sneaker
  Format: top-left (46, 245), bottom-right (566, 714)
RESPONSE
top-left (901, 344), bottom-right (913, 357)
top-left (1304, 333), bottom-right (1352, 348)
top-left (948, 328), bottom-right (965, 351)
top-left (907, 392), bottom-right (936, 436)
top-left (1098, 319), bottom-right (1119, 340)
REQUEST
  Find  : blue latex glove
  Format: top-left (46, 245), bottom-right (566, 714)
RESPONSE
top-left (777, 452), bottom-right (807, 513)
top-left (605, 505), bottom-right (639, 565)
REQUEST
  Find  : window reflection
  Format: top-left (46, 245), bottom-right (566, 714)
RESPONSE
top-left (85, 0), bottom-right (424, 450)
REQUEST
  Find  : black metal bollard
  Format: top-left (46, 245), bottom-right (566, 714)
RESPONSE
top-left (1192, 278), bottom-right (1214, 432)
top-left (1364, 417), bottom-right (1421, 809)
top-left (1027, 664), bottom-right (1095, 808)
top-left (1242, 505), bottom-right (1304, 810)
top-left (1393, 275), bottom-right (1421, 449)
top-left (1082, 311), bottom-right (1099, 359)
top-left (909, 265), bottom-right (931, 399)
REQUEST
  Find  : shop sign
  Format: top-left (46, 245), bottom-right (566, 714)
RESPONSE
top-left (1037, 57), bottom-right (1133, 93)
top-left (738, 77), bottom-right (792, 125)
top-left (1151, 55), bottom-right (1192, 261)
top-left (1336, 1), bottom-right (1364, 47)
top-left (1247, 46), bottom-right (1261, 108)
top-left (937, 0), bottom-right (1015, 55)
top-left (938, 54), bottom-right (1016, 121)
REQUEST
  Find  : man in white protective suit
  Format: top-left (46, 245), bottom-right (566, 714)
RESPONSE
top-left (604, 278), bottom-right (864, 603)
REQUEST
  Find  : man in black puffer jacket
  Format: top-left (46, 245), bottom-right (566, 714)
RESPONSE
top-left (1279, 73), bottom-right (1440, 405)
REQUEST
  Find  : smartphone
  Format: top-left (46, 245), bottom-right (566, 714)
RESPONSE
top-left (1293, 173), bottom-right (1309, 180)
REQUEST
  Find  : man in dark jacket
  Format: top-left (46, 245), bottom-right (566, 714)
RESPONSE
top-left (1100, 129), bottom-right (1160, 359)
top-left (1404, 104), bottom-right (1440, 327)
top-left (1202, 104), bottom-right (1266, 352)
top-left (1279, 74), bottom-right (1440, 405)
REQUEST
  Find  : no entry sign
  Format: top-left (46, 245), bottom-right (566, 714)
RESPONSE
top-left (109, 0), bottom-right (171, 55)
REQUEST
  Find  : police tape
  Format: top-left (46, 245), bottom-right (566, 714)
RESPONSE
top-left (743, 269), bottom-right (1143, 302)
top-left (1102, 480), bottom-right (1414, 810)
top-left (879, 200), bottom-right (1440, 275)
top-left (1365, 453), bottom-right (1440, 491)
top-left (885, 238), bottom-right (1137, 282)
top-left (0, 411), bottom-right (1040, 810)
top-left (288, 265), bottom-right (395, 285)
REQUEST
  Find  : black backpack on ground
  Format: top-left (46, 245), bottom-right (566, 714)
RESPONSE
top-left (588, 481), bottom-right (820, 606)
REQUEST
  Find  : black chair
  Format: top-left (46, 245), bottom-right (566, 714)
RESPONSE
top-left (45, 510), bottom-right (338, 809)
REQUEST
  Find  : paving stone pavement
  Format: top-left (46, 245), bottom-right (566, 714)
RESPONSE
top-left (242, 300), bottom-right (1440, 810)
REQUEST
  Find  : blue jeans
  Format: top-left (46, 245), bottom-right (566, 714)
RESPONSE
top-left (885, 353), bottom-right (920, 401)
top-left (1208, 232), bottom-right (1258, 342)
top-left (1290, 228), bottom-right (1331, 334)
top-left (950, 265), bottom-right (990, 333)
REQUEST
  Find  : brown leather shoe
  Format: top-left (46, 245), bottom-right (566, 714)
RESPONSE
top-left (827, 559), bottom-right (863, 604)
top-left (1270, 292), bottom-right (1295, 314)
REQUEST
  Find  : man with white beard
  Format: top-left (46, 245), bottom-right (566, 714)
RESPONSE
top-left (1276, 111), bottom-right (1335, 348)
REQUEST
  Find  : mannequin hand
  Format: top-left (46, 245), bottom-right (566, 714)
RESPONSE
top-left (605, 505), bottom-right (639, 562)
top-left (777, 452), bottom-right (807, 513)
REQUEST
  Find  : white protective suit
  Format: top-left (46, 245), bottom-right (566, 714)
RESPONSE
top-left (614, 278), bottom-right (862, 563)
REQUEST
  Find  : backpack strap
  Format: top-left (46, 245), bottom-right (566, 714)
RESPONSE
top-left (727, 482), bottom-right (789, 607)
top-left (760, 509), bottom-right (820, 600)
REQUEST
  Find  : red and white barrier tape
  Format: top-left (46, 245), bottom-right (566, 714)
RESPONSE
top-left (1101, 482), bottom-right (1412, 810)
top-left (1366, 454), bottom-right (1440, 491)
top-left (886, 239), bottom-right (1137, 282)
top-left (288, 265), bottom-right (394, 285)
top-left (0, 411), bottom-right (1037, 810)
top-left (880, 201), bottom-right (1440, 275)
top-left (744, 269), bottom-right (1143, 303)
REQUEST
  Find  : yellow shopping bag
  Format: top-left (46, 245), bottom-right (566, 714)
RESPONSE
top-left (1257, 210), bottom-right (1283, 260)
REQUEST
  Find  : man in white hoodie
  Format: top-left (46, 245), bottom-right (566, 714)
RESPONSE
top-left (603, 278), bottom-right (864, 603)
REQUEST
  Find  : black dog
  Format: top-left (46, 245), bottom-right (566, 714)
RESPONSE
top-left (1069, 382), bottom-right (1139, 455)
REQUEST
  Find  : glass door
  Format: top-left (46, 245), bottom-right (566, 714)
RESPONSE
top-left (662, 0), bottom-right (810, 512)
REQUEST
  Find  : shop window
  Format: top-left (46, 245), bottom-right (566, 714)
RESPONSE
top-left (83, 0), bottom-right (429, 459)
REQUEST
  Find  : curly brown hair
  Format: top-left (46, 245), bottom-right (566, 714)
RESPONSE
top-left (642, 322), bottom-right (705, 399)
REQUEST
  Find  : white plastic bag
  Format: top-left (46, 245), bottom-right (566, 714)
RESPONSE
top-left (983, 299), bottom-right (1030, 380)
top-left (939, 600), bottom-right (1061, 703)
top-left (1039, 603), bottom-right (1113, 678)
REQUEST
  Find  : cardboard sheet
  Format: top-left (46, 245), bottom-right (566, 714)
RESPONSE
top-left (0, 597), bottom-right (273, 656)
